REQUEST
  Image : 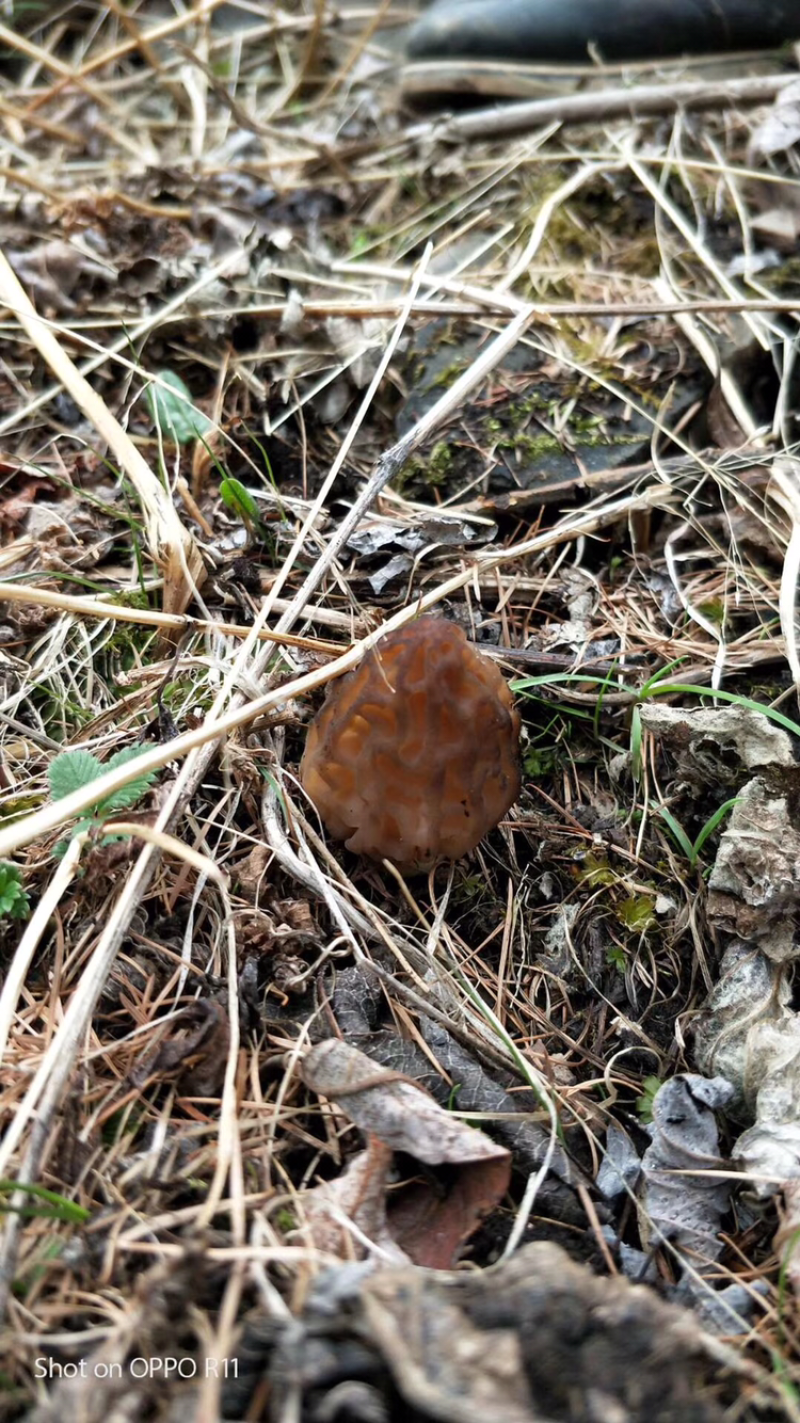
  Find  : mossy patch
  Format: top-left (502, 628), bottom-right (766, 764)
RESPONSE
top-left (394, 439), bottom-right (455, 494)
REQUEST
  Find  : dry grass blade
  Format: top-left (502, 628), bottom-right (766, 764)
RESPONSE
top-left (0, 835), bottom-right (86, 1069)
top-left (0, 251), bottom-right (204, 617)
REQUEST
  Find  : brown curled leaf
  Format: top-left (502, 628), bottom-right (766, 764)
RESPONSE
top-left (302, 1038), bottom-right (509, 1166)
top-left (300, 1039), bottom-right (511, 1267)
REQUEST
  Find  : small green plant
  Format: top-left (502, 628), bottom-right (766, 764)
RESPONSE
top-left (606, 942), bottom-right (626, 973)
top-left (618, 894), bottom-right (657, 933)
top-left (219, 476), bottom-right (265, 537)
top-left (513, 666), bottom-right (791, 860)
top-left (48, 744), bottom-right (157, 856)
top-left (453, 871), bottom-right (491, 905)
top-left (523, 743), bottom-right (561, 777)
top-left (145, 371), bottom-right (214, 445)
top-left (0, 863), bottom-right (30, 921)
top-left (512, 667), bottom-right (800, 743)
top-left (575, 849), bottom-right (617, 888)
top-left (636, 1075), bottom-right (663, 1123)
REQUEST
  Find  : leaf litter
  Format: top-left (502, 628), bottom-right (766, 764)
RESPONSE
top-left (2, 2), bottom-right (800, 1420)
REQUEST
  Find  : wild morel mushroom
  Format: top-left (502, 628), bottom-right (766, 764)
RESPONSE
top-left (300, 617), bottom-right (520, 870)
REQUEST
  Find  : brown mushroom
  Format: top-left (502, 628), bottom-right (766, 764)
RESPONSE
top-left (300, 617), bottom-right (520, 870)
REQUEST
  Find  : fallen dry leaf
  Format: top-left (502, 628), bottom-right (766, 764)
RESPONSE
top-left (131, 999), bottom-right (229, 1096)
top-left (301, 1137), bottom-right (409, 1264)
top-left (301, 1038), bottom-right (511, 1267)
top-left (302, 1038), bottom-right (508, 1166)
top-left (640, 1074), bottom-right (734, 1272)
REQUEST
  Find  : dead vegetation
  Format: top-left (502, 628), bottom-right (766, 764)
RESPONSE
top-left (2, 3), bottom-right (800, 1420)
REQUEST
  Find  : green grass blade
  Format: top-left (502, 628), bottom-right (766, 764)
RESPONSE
top-left (691, 798), bottom-right (741, 861)
top-left (656, 805), bottom-right (696, 864)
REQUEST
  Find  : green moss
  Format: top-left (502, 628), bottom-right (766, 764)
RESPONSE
top-left (760, 258), bottom-right (800, 295)
top-left (96, 590), bottom-right (155, 670)
top-left (570, 412), bottom-right (605, 435)
top-left (395, 439), bottom-right (454, 492)
top-left (498, 431), bottom-right (561, 460)
top-left (507, 393), bottom-right (555, 419)
top-left (110, 588), bottom-right (150, 611)
top-left (577, 429), bottom-right (644, 450)
top-left (428, 441), bottom-right (453, 478)
top-left (428, 359), bottom-right (470, 390)
top-left (523, 744), bottom-right (560, 777)
top-left (531, 199), bottom-right (601, 262)
top-left (496, 423), bottom-right (642, 464)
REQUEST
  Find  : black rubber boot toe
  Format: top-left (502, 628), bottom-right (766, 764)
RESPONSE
top-left (406, 0), bottom-right (800, 63)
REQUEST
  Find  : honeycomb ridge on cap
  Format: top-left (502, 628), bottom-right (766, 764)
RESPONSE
top-left (300, 617), bottom-right (521, 870)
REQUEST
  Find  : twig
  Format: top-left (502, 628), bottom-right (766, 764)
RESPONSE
top-left (358, 72), bottom-right (798, 154)
top-left (0, 582), bottom-right (343, 655)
